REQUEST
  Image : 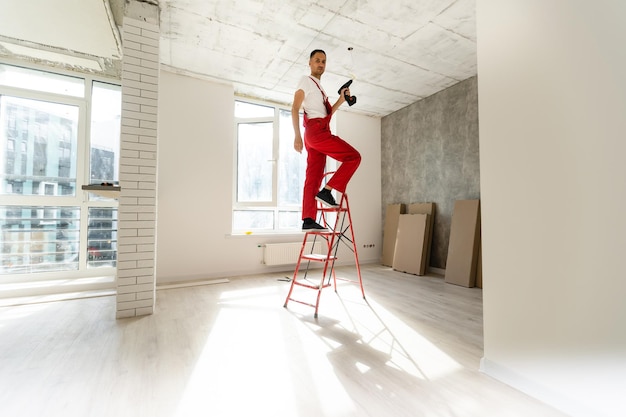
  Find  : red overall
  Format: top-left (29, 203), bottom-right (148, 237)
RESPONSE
top-left (302, 79), bottom-right (361, 220)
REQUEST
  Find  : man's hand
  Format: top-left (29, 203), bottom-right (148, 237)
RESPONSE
top-left (339, 87), bottom-right (351, 104)
top-left (294, 135), bottom-right (303, 153)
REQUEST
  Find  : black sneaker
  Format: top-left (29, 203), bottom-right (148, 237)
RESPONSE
top-left (315, 188), bottom-right (339, 207)
top-left (302, 218), bottom-right (327, 231)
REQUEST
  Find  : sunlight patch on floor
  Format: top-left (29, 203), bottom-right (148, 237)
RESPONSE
top-left (294, 279), bottom-right (464, 382)
top-left (362, 295), bottom-right (463, 380)
top-left (174, 276), bottom-right (464, 416)
top-left (174, 284), bottom-right (357, 417)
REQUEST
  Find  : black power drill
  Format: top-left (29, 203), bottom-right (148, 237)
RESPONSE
top-left (338, 79), bottom-right (357, 106)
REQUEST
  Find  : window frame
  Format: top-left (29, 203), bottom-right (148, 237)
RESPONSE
top-left (0, 59), bottom-right (120, 282)
top-left (232, 97), bottom-right (307, 234)
top-left (234, 112), bottom-right (278, 207)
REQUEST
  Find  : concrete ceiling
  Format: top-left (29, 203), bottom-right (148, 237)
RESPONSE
top-left (0, 0), bottom-right (476, 117)
top-left (160, 0), bottom-right (477, 116)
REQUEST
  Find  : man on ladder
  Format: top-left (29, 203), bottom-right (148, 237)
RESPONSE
top-left (291, 49), bottom-right (361, 230)
top-left (285, 49), bottom-right (365, 317)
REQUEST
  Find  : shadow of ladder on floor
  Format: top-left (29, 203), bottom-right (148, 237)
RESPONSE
top-left (283, 192), bottom-right (366, 318)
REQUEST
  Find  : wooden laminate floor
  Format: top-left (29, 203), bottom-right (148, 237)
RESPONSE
top-left (0, 264), bottom-right (568, 417)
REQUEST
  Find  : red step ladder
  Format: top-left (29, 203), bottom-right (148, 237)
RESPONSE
top-left (283, 192), bottom-right (365, 318)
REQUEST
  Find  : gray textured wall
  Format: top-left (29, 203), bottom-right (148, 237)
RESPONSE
top-left (381, 76), bottom-right (479, 269)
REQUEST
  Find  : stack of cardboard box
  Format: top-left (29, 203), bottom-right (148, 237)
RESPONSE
top-left (382, 199), bottom-right (482, 288)
top-left (382, 202), bottom-right (435, 276)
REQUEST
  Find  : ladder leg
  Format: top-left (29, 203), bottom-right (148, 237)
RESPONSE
top-left (314, 248), bottom-right (334, 317)
top-left (283, 235), bottom-right (308, 308)
top-left (313, 286), bottom-right (322, 318)
top-left (343, 195), bottom-right (366, 299)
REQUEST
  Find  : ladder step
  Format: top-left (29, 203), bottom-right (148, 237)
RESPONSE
top-left (302, 254), bottom-right (337, 261)
top-left (292, 281), bottom-right (332, 290)
top-left (305, 230), bottom-right (341, 235)
top-left (318, 206), bottom-right (348, 212)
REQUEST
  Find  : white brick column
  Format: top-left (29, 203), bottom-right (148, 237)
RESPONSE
top-left (116, 16), bottom-right (159, 318)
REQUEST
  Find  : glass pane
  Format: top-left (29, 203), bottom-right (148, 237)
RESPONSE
top-left (0, 95), bottom-right (79, 196)
top-left (278, 109), bottom-right (306, 206)
top-left (235, 101), bottom-right (274, 118)
top-left (0, 64), bottom-right (84, 97)
top-left (278, 211), bottom-right (301, 229)
top-left (0, 205), bottom-right (80, 274)
top-left (90, 81), bottom-right (121, 185)
top-left (233, 210), bottom-right (274, 231)
top-left (87, 207), bottom-right (117, 268)
top-left (237, 122), bottom-right (273, 202)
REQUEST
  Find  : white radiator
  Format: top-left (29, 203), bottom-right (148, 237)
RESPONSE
top-left (263, 242), bottom-right (326, 266)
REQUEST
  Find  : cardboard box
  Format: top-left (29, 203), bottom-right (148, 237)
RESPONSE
top-left (382, 203), bottom-right (405, 266)
top-left (407, 202), bottom-right (435, 271)
top-left (392, 213), bottom-right (429, 275)
top-left (445, 200), bottom-right (481, 287)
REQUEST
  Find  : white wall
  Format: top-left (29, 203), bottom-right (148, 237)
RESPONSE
top-left (156, 70), bottom-right (382, 283)
top-left (477, 2), bottom-right (626, 417)
top-left (336, 111), bottom-right (382, 264)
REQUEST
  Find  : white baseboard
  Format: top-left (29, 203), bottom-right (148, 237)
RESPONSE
top-left (480, 357), bottom-right (611, 417)
top-left (0, 289), bottom-right (115, 307)
top-left (156, 278), bottom-right (230, 290)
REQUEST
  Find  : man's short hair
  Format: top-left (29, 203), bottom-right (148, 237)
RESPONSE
top-left (310, 49), bottom-right (326, 58)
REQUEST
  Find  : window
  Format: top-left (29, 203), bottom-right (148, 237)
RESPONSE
top-left (233, 100), bottom-right (309, 233)
top-left (0, 205), bottom-right (80, 273)
top-left (0, 63), bottom-right (121, 277)
top-left (87, 207), bottom-right (117, 268)
top-left (90, 81), bottom-right (121, 185)
top-left (1, 95), bottom-right (79, 196)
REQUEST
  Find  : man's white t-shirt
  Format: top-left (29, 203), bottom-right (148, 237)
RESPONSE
top-left (296, 75), bottom-right (329, 119)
